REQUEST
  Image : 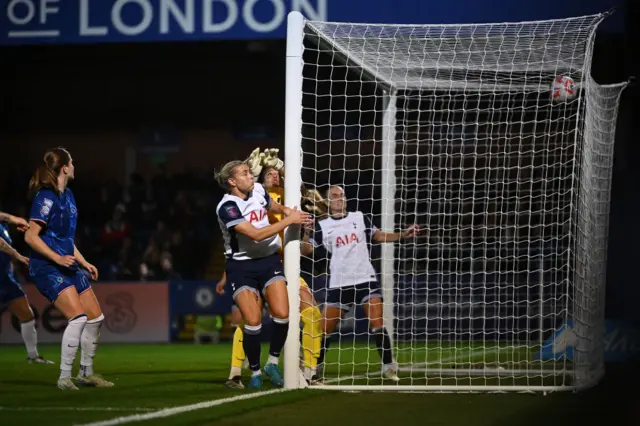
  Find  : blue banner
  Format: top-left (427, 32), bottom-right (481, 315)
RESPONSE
top-left (536, 319), bottom-right (640, 363)
top-left (0, 0), bottom-right (622, 46)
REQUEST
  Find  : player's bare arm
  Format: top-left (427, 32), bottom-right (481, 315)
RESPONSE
top-left (0, 233), bottom-right (28, 266)
top-left (234, 208), bottom-right (310, 242)
top-left (216, 271), bottom-right (227, 295)
top-left (0, 212), bottom-right (30, 231)
top-left (372, 225), bottom-right (420, 243)
top-left (74, 245), bottom-right (99, 280)
top-left (267, 198), bottom-right (293, 217)
top-left (25, 221), bottom-right (75, 268)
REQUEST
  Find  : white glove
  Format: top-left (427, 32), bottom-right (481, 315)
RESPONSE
top-left (262, 148), bottom-right (284, 171)
top-left (246, 147), bottom-right (265, 178)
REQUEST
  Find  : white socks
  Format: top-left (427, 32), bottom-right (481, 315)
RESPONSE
top-left (229, 366), bottom-right (242, 379)
top-left (60, 315), bottom-right (87, 379)
top-left (79, 314), bottom-right (104, 378)
top-left (20, 318), bottom-right (39, 359)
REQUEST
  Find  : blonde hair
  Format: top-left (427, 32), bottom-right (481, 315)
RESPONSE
top-left (214, 160), bottom-right (245, 192)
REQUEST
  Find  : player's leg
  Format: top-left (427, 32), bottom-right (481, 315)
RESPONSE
top-left (51, 284), bottom-right (87, 391)
top-left (362, 283), bottom-right (398, 381)
top-left (299, 279), bottom-right (323, 383)
top-left (76, 277), bottom-right (113, 388)
top-left (318, 287), bottom-right (349, 378)
top-left (225, 304), bottom-right (246, 389)
top-left (234, 288), bottom-right (263, 389)
top-left (262, 278), bottom-right (289, 387)
top-left (8, 295), bottom-right (53, 364)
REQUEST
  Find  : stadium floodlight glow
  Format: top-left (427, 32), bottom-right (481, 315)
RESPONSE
top-left (283, 10), bottom-right (628, 392)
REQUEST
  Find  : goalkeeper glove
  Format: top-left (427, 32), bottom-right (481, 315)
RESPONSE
top-left (301, 186), bottom-right (329, 218)
top-left (246, 147), bottom-right (265, 178)
top-left (262, 148), bottom-right (284, 171)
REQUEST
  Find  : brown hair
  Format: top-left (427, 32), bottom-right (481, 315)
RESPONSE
top-left (258, 165), bottom-right (278, 185)
top-left (28, 147), bottom-right (71, 198)
top-left (214, 160), bottom-right (245, 192)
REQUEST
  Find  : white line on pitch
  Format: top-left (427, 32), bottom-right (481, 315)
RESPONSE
top-left (7, 30), bottom-right (60, 37)
top-left (0, 407), bottom-right (154, 412)
top-left (323, 347), bottom-right (500, 384)
top-left (74, 389), bottom-right (289, 426)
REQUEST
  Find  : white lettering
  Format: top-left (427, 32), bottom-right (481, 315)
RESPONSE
top-left (112, 0), bottom-right (153, 36)
top-left (160, 0), bottom-right (195, 34)
top-left (79, 0), bottom-right (107, 36)
top-left (243, 0), bottom-right (284, 33)
top-left (40, 0), bottom-right (58, 24)
top-left (293, 0), bottom-right (327, 21)
top-left (203, 0), bottom-right (237, 33)
top-left (7, 0), bottom-right (35, 26)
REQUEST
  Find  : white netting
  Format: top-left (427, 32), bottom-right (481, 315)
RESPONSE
top-left (305, 15), bottom-right (604, 90)
top-left (289, 12), bottom-right (627, 391)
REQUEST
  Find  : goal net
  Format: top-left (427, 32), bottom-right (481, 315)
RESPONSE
top-left (283, 11), bottom-right (628, 392)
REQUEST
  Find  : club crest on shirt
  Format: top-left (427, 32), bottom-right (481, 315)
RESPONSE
top-left (40, 198), bottom-right (53, 217)
top-left (225, 205), bottom-right (240, 218)
top-left (70, 205), bottom-right (77, 215)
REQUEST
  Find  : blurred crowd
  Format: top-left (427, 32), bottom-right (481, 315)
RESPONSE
top-left (1, 166), bottom-right (223, 282)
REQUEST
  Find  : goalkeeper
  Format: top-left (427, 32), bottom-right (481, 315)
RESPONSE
top-left (218, 148), bottom-right (325, 387)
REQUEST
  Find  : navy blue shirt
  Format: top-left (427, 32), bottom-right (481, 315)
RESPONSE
top-left (29, 188), bottom-right (78, 272)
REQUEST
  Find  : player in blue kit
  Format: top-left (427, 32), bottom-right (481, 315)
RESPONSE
top-left (215, 160), bottom-right (312, 390)
top-left (0, 212), bottom-right (54, 364)
top-left (24, 147), bottom-right (114, 391)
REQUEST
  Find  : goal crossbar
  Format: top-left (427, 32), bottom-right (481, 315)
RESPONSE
top-left (305, 13), bottom-right (608, 91)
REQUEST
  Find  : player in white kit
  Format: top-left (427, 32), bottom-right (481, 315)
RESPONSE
top-left (302, 185), bottom-right (419, 381)
top-left (215, 160), bottom-right (311, 390)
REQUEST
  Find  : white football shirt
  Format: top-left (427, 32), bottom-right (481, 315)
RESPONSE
top-left (216, 183), bottom-right (281, 261)
top-left (311, 211), bottom-right (378, 288)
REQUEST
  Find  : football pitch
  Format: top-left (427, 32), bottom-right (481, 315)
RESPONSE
top-left (0, 343), bottom-right (632, 426)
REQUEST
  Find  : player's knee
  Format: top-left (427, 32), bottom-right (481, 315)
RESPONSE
top-left (243, 312), bottom-right (262, 327)
top-left (270, 304), bottom-right (289, 320)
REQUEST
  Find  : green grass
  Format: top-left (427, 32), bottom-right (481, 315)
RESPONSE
top-left (0, 344), bottom-right (633, 426)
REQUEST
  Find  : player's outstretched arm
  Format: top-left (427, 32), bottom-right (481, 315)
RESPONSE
top-left (372, 225), bottom-right (420, 243)
top-left (234, 208), bottom-right (311, 242)
top-left (267, 198), bottom-right (293, 218)
top-left (0, 212), bottom-right (29, 231)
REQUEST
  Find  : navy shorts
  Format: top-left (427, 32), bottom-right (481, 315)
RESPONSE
top-left (226, 253), bottom-right (285, 301)
top-left (325, 281), bottom-right (383, 311)
top-left (31, 266), bottom-right (91, 303)
top-left (0, 273), bottom-right (26, 305)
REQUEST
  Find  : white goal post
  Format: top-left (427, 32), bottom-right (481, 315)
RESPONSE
top-left (283, 10), bottom-right (628, 392)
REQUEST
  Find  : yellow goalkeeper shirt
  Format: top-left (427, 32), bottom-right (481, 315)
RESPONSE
top-left (267, 186), bottom-right (285, 258)
top-left (268, 185), bottom-right (309, 289)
